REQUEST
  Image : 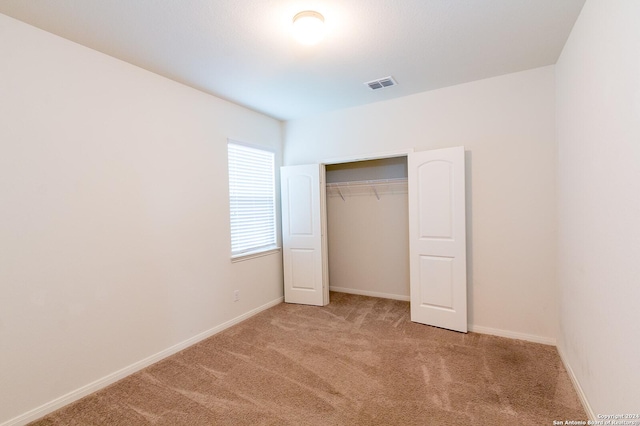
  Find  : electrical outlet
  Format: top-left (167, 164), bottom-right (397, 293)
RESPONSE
top-left (234, 290), bottom-right (240, 302)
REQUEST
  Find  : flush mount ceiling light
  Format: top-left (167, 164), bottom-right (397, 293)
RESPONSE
top-left (292, 11), bottom-right (325, 45)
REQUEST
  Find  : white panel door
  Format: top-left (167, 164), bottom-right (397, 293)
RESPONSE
top-left (281, 164), bottom-right (329, 306)
top-left (408, 147), bottom-right (467, 332)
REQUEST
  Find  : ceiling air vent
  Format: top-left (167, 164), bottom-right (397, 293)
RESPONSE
top-left (365, 76), bottom-right (397, 91)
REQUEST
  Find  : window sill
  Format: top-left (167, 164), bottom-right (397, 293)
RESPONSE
top-left (231, 247), bottom-right (281, 263)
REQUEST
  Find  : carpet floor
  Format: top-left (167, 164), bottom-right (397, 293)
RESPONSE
top-left (30, 292), bottom-right (586, 425)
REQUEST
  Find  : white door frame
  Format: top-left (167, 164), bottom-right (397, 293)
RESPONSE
top-left (321, 148), bottom-right (415, 166)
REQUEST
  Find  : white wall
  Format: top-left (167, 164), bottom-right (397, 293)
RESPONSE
top-left (556, 0), bottom-right (640, 416)
top-left (0, 14), bottom-right (283, 425)
top-left (285, 66), bottom-right (558, 343)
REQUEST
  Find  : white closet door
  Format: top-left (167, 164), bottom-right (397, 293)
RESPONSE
top-left (281, 164), bottom-right (329, 306)
top-left (408, 147), bottom-right (467, 332)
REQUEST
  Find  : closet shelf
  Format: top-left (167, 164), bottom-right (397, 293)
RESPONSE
top-left (326, 178), bottom-right (408, 200)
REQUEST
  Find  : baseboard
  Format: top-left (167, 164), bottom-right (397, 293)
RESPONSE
top-left (468, 324), bottom-right (557, 346)
top-left (556, 345), bottom-right (595, 421)
top-left (1, 297), bottom-right (284, 426)
top-left (330, 286), bottom-right (410, 302)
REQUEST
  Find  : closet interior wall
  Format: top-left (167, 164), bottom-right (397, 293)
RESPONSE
top-left (325, 157), bottom-right (409, 300)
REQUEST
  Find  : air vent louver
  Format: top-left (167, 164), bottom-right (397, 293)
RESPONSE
top-left (365, 76), bottom-right (397, 90)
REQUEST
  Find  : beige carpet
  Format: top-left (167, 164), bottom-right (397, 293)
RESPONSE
top-left (30, 293), bottom-right (586, 425)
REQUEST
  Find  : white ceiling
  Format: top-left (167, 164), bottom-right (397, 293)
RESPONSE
top-left (0, 0), bottom-right (585, 121)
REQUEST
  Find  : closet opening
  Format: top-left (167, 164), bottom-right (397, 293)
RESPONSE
top-left (324, 156), bottom-right (410, 301)
top-left (281, 146), bottom-right (466, 331)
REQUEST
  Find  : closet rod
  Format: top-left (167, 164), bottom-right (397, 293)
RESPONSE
top-left (325, 177), bottom-right (408, 187)
top-left (326, 177), bottom-right (407, 202)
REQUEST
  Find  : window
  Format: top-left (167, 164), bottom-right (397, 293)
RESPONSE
top-left (227, 141), bottom-right (277, 258)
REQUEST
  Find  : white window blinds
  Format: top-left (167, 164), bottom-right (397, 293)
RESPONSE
top-left (227, 142), bottom-right (277, 256)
